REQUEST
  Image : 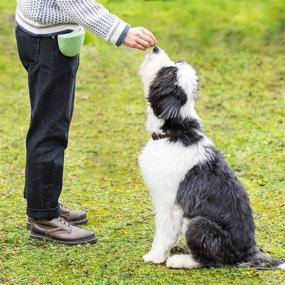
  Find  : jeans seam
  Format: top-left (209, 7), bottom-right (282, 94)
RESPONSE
top-left (39, 165), bottom-right (44, 208)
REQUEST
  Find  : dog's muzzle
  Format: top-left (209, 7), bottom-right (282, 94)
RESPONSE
top-left (153, 46), bottom-right (160, 54)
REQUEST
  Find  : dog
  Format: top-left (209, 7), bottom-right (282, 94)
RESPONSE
top-left (138, 47), bottom-right (285, 270)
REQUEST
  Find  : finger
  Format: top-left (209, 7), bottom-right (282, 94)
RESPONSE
top-left (139, 33), bottom-right (155, 47)
top-left (134, 42), bottom-right (147, 51)
top-left (140, 27), bottom-right (154, 38)
top-left (141, 28), bottom-right (157, 44)
top-left (136, 37), bottom-right (151, 48)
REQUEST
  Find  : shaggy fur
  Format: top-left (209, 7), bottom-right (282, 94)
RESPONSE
top-left (138, 47), bottom-right (284, 269)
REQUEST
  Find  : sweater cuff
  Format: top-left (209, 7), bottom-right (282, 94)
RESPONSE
top-left (106, 18), bottom-right (129, 45)
top-left (115, 25), bottom-right (130, 46)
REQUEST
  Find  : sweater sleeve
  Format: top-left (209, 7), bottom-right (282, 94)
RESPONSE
top-left (55, 0), bottom-right (129, 45)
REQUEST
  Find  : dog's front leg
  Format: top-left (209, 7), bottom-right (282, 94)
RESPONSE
top-left (143, 205), bottom-right (183, 264)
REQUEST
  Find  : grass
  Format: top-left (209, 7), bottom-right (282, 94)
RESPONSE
top-left (0, 0), bottom-right (285, 284)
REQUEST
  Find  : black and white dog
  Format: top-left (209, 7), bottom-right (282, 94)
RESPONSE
top-left (138, 47), bottom-right (284, 269)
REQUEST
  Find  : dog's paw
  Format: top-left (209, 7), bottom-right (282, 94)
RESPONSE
top-left (143, 251), bottom-right (167, 264)
top-left (166, 254), bottom-right (201, 269)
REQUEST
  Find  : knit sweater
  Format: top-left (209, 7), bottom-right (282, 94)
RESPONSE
top-left (16, 0), bottom-right (130, 46)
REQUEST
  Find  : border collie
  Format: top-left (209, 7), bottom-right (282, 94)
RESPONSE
top-left (138, 47), bottom-right (284, 270)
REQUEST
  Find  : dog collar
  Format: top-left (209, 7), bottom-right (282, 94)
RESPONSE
top-left (152, 133), bottom-right (172, 140)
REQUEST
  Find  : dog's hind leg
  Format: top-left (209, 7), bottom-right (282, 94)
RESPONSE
top-left (185, 216), bottom-right (236, 267)
top-left (143, 204), bottom-right (183, 264)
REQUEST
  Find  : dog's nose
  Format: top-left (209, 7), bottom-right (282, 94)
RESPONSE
top-left (153, 46), bottom-right (160, 54)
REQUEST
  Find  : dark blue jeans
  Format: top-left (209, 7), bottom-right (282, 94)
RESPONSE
top-left (16, 26), bottom-right (80, 219)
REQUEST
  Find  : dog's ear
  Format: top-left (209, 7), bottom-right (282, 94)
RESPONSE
top-left (148, 66), bottom-right (187, 119)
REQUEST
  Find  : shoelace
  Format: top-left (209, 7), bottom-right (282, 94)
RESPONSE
top-left (59, 203), bottom-right (68, 212)
top-left (58, 216), bottom-right (72, 228)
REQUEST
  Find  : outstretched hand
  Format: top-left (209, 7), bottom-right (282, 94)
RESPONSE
top-left (123, 27), bottom-right (156, 51)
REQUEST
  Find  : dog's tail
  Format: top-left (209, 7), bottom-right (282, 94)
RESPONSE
top-left (238, 250), bottom-right (285, 270)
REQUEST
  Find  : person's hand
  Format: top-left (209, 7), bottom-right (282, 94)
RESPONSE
top-left (123, 27), bottom-right (156, 51)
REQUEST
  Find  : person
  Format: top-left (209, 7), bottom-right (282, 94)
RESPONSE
top-left (15, 0), bottom-right (156, 245)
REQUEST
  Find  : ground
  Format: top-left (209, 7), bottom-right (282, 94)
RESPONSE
top-left (0, 0), bottom-right (284, 284)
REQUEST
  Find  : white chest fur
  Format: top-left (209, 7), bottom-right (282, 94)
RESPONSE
top-left (138, 138), bottom-right (210, 208)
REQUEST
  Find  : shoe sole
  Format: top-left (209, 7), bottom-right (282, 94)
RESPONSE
top-left (26, 217), bottom-right (88, 230)
top-left (30, 232), bottom-right (97, 245)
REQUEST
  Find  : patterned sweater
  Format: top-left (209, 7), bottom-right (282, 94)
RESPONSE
top-left (16, 0), bottom-right (130, 46)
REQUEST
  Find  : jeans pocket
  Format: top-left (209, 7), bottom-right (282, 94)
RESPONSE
top-left (52, 36), bottom-right (80, 78)
top-left (16, 26), bottom-right (40, 69)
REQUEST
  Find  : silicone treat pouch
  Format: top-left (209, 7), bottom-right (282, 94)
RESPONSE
top-left (58, 27), bottom-right (85, 57)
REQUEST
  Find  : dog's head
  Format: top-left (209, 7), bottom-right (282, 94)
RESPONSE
top-left (139, 47), bottom-right (199, 120)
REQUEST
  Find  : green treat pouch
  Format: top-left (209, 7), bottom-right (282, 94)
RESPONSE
top-left (58, 27), bottom-right (85, 57)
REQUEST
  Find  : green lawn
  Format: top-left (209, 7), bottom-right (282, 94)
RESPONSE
top-left (0, 0), bottom-right (285, 284)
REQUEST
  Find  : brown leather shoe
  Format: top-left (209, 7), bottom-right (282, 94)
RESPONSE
top-left (27, 203), bottom-right (88, 229)
top-left (29, 217), bottom-right (97, 245)
top-left (58, 203), bottom-right (88, 225)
